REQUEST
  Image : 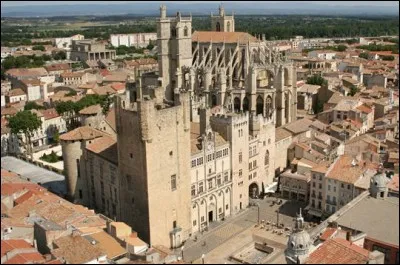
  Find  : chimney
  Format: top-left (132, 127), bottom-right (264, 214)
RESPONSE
top-left (346, 231), bottom-right (351, 242)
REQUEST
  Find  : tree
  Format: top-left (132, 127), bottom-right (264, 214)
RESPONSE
top-left (24, 101), bottom-right (45, 111)
top-left (336, 45), bottom-right (347, 52)
top-left (55, 101), bottom-right (79, 130)
top-left (7, 110), bottom-right (42, 159)
top-left (53, 130), bottom-right (60, 145)
top-left (349, 85), bottom-right (359, 96)
top-left (306, 74), bottom-right (328, 87)
top-left (359, 52), bottom-right (369, 59)
top-left (32, 45), bottom-right (45, 51)
top-left (100, 93), bottom-right (113, 115)
top-left (381, 55), bottom-right (395, 61)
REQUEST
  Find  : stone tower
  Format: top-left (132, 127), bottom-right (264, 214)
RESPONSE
top-left (116, 79), bottom-right (192, 248)
top-left (369, 164), bottom-right (389, 199)
top-left (157, 5), bottom-right (193, 102)
top-left (211, 5), bottom-right (235, 32)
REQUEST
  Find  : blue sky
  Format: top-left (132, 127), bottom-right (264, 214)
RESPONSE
top-left (2, 1), bottom-right (399, 7)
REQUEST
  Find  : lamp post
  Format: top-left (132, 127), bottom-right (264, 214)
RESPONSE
top-left (202, 254), bottom-right (205, 264)
top-left (181, 246), bottom-right (185, 261)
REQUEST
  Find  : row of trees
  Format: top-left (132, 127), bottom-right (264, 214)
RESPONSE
top-left (2, 15), bottom-right (398, 46)
top-left (357, 43), bottom-right (398, 54)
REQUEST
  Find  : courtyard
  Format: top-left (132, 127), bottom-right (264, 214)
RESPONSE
top-left (181, 195), bottom-right (310, 263)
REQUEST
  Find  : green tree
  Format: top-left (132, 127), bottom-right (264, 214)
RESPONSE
top-left (55, 101), bottom-right (79, 130)
top-left (381, 55), bottom-right (395, 61)
top-left (53, 130), bottom-right (60, 144)
top-left (336, 45), bottom-right (347, 52)
top-left (359, 52), bottom-right (369, 59)
top-left (7, 110), bottom-right (42, 159)
top-left (32, 45), bottom-right (45, 51)
top-left (349, 85), bottom-right (359, 96)
top-left (24, 101), bottom-right (45, 111)
top-left (100, 93), bottom-right (113, 115)
top-left (306, 74), bottom-right (328, 87)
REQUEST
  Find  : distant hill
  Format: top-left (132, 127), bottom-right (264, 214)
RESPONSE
top-left (1, 2), bottom-right (399, 17)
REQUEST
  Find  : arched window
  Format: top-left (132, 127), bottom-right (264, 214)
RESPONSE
top-left (184, 26), bottom-right (189, 37)
top-left (265, 150), bottom-right (269, 166)
top-left (216, 22), bottom-right (221, 32)
top-left (227, 21), bottom-right (231, 32)
top-left (266, 96), bottom-right (272, 117)
top-left (234, 97), bottom-right (241, 113)
top-left (242, 97), bottom-right (249, 112)
top-left (256, 95), bottom-right (263, 115)
top-left (171, 28), bottom-right (177, 38)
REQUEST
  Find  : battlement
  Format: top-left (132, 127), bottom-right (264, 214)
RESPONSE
top-left (211, 111), bottom-right (249, 124)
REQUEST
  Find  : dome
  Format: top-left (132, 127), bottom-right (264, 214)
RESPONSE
top-left (288, 230), bottom-right (311, 251)
top-left (371, 172), bottom-right (389, 189)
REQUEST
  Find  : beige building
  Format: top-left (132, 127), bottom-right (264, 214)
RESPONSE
top-left (61, 4), bottom-right (297, 250)
top-left (6, 88), bottom-right (27, 104)
top-left (70, 39), bottom-right (116, 62)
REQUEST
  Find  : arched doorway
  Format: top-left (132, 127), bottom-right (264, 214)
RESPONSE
top-left (256, 95), bottom-right (264, 115)
top-left (242, 97), bottom-right (249, 112)
top-left (211, 94), bottom-right (217, 107)
top-left (265, 96), bottom-right (272, 118)
top-left (208, 202), bottom-right (216, 222)
top-left (234, 97), bottom-right (241, 112)
top-left (216, 22), bottom-right (221, 32)
top-left (249, 183), bottom-right (259, 199)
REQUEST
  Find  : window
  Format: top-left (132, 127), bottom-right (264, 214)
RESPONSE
top-left (328, 185), bottom-right (331, 191)
top-left (347, 184), bottom-right (351, 190)
top-left (199, 182), bottom-right (204, 193)
top-left (249, 147), bottom-right (252, 157)
top-left (253, 160), bottom-right (257, 168)
top-left (319, 183), bottom-right (322, 189)
top-left (201, 216), bottom-right (205, 222)
top-left (184, 26), bottom-right (189, 36)
top-left (219, 207), bottom-right (222, 213)
top-left (76, 159), bottom-right (80, 178)
top-left (253, 146), bottom-right (256, 155)
top-left (239, 169), bottom-right (242, 177)
top-left (191, 160), bottom-right (196, 167)
top-left (173, 221), bottom-right (177, 229)
top-left (197, 157), bottom-right (203, 165)
top-left (224, 172), bottom-right (229, 182)
top-left (191, 185), bottom-right (196, 196)
top-left (171, 28), bottom-right (176, 37)
top-left (193, 220), bottom-right (197, 226)
top-left (217, 175), bottom-right (222, 186)
top-left (253, 172), bottom-right (257, 178)
top-left (313, 174), bottom-right (316, 179)
top-left (313, 182), bottom-right (316, 187)
top-left (319, 175), bottom-right (322, 181)
top-left (226, 204), bottom-right (229, 210)
top-left (208, 180), bottom-right (213, 189)
top-left (130, 153), bottom-right (133, 158)
top-left (171, 175), bottom-right (177, 191)
top-left (341, 183), bottom-right (344, 188)
top-left (249, 163), bottom-right (252, 170)
top-left (239, 152), bottom-right (242, 163)
top-left (333, 186), bottom-right (336, 192)
top-left (249, 174), bottom-right (252, 180)
top-left (265, 150), bottom-right (269, 165)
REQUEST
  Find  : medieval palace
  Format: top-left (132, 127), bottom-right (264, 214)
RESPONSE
top-left (60, 5), bottom-right (297, 248)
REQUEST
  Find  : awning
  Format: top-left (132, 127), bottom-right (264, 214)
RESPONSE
top-left (308, 209), bottom-right (323, 217)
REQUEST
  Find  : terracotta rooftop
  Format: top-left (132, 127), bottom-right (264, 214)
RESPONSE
top-left (39, 108), bottom-right (59, 120)
top-left (88, 231), bottom-right (126, 259)
top-left (85, 135), bottom-right (118, 164)
top-left (192, 31), bottom-right (258, 44)
top-left (1, 239), bottom-right (33, 257)
top-left (21, 79), bottom-right (41, 86)
top-left (52, 235), bottom-right (106, 264)
top-left (105, 108), bottom-right (116, 131)
top-left (44, 63), bottom-right (70, 72)
top-left (356, 104), bottom-right (373, 114)
top-left (61, 72), bottom-right (85, 78)
top-left (319, 227), bottom-right (338, 241)
top-left (124, 58), bottom-right (157, 67)
top-left (306, 238), bottom-right (369, 264)
top-left (3, 252), bottom-right (45, 264)
top-left (388, 174), bottom-right (399, 193)
top-left (7, 88), bottom-right (26, 97)
top-left (275, 127), bottom-right (292, 142)
top-left (93, 85), bottom-right (116, 96)
top-left (5, 67), bottom-right (48, 77)
top-left (59, 126), bottom-right (105, 141)
top-left (326, 155), bottom-right (378, 184)
top-left (283, 118), bottom-right (313, 135)
top-left (111, 82), bottom-right (126, 91)
top-left (1, 182), bottom-right (44, 196)
top-left (1, 106), bottom-right (18, 117)
top-left (78, 104), bottom-right (102, 115)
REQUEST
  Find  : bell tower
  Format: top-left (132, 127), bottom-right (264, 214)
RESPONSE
top-left (211, 4), bottom-right (235, 32)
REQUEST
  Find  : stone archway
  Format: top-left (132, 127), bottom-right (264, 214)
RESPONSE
top-left (249, 182), bottom-right (259, 199)
top-left (256, 95), bottom-right (264, 115)
top-left (242, 97), bottom-right (249, 112)
top-left (234, 97), bottom-right (241, 112)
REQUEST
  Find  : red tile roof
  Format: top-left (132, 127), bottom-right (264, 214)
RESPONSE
top-left (3, 252), bottom-right (45, 264)
top-left (306, 238), bottom-right (369, 264)
top-left (111, 82), bottom-right (126, 91)
top-left (39, 108), bottom-right (59, 120)
top-left (192, 31), bottom-right (259, 44)
top-left (1, 182), bottom-right (44, 196)
top-left (320, 228), bottom-right (338, 241)
top-left (1, 239), bottom-right (33, 257)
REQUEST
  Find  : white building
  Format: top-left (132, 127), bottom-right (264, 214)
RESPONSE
top-left (55, 34), bottom-right (85, 49)
top-left (110, 33), bottom-right (157, 48)
top-left (308, 50), bottom-right (337, 60)
top-left (6, 88), bottom-right (27, 104)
